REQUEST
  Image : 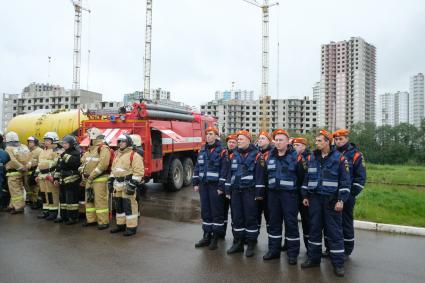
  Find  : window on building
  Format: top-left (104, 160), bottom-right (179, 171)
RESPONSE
top-left (65, 97), bottom-right (69, 102)
top-left (13, 107), bottom-right (16, 110)
top-left (28, 99), bottom-right (32, 103)
top-left (65, 105), bottom-right (69, 109)
top-left (13, 100), bottom-right (17, 103)
top-left (28, 106), bottom-right (31, 110)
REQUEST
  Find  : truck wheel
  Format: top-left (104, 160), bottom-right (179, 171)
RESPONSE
top-left (182, 158), bottom-right (194, 187)
top-left (166, 158), bottom-right (184, 191)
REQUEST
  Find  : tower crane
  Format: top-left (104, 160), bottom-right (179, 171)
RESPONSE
top-left (242, 0), bottom-right (278, 132)
top-left (70, 0), bottom-right (91, 97)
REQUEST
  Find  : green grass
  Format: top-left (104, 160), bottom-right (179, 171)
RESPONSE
top-left (366, 164), bottom-right (425, 186)
top-left (351, 164), bottom-right (425, 227)
top-left (355, 184), bottom-right (425, 227)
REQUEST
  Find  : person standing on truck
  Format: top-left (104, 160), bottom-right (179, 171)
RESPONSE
top-left (4, 131), bottom-right (31, 214)
top-left (221, 134), bottom-right (237, 239)
top-left (25, 137), bottom-right (43, 209)
top-left (262, 129), bottom-right (305, 265)
top-left (256, 131), bottom-right (273, 236)
top-left (193, 127), bottom-right (227, 250)
top-left (108, 134), bottom-right (144, 236)
top-left (35, 132), bottom-right (61, 220)
top-left (53, 135), bottom-right (81, 225)
top-left (225, 130), bottom-right (266, 258)
top-left (80, 128), bottom-right (112, 230)
top-left (300, 130), bottom-right (350, 277)
top-left (333, 129), bottom-right (366, 258)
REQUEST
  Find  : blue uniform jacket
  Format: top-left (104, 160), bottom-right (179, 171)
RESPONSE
top-left (301, 148), bottom-right (351, 202)
top-left (265, 146), bottom-right (305, 191)
top-left (224, 144), bottom-right (266, 198)
top-left (337, 142), bottom-right (366, 196)
top-left (193, 140), bottom-right (227, 191)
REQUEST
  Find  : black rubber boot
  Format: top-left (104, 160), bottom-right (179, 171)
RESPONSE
top-left (334, 266), bottom-right (345, 277)
top-left (301, 259), bottom-right (320, 269)
top-left (37, 210), bottom-right (49, 219)
top-left (288, 257), bottom-right (298, 265)
top-left (97, 224), bottom-right (110, 230)
top-left (227, 238), bottom-right (244, 254)
top-left (10, 209), bottom-right (24, 215)
top-left (195, 232), bottom-right (211, 248)
top-left (54, 218), bottom-right (64, 223)
top-left (245, 239), bottom-right (256, 257)
top-left (110, 225), bottom-right (126, 233)
top-left (45, 211), bottom-right (58, 221)
top-left (263, 251), bottom-right (280, 260)
top-left (208, 235), bottom-right (219, 250)
top-left (82, 221), bottom-right (97, 227)
top-left (65, 218), bottom-right (78, 225)
top-left (123, 228), bottom-right (137, 236)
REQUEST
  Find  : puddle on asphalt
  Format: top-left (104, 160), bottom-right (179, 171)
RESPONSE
top-left (140, 184), bottom-right (201, 224)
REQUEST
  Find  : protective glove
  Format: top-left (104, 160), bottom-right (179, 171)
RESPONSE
top-left (86, 188), bottom-right (95, 203)
top-left (124, 181), bottom-right (137, 196)
top-left (107, 177), bottom-right (115, 194)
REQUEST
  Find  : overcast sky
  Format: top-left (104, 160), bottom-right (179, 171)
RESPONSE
top-left (1, 0), bottom-right (424, 108)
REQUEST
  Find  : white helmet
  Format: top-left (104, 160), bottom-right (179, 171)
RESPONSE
top-left (87, 127), bottom-right (104, 140)
top-left (129, 134), bottom-right (142, 147)
top-left (5, 131), bottom-right (19, 143)
top-left (117, 134), bottom-right (132, 146)
top-left (43, 132), bottom-right (59, 143)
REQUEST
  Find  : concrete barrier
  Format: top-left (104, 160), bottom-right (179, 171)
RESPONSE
top-left (354, 220), bottom-right (425, 236)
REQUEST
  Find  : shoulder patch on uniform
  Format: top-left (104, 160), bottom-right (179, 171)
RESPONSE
top-left (344, 159), bottom-right (350, 173)
top-left (353, 152), bottom-right (362, 163)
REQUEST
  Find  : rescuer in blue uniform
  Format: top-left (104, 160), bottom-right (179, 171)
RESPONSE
top-left (281, 137), bottom-right (311, 252)
top-left (193, 127), bottom-right (227, 250)
top-left (333, 128), bottom-right (366, 258)
top-left (0, 147), bottom-right (10, 211)
top-left (225, 130), bottom-right (265, 258)
top-left (263, 129), bottom-right (305, 265)
top-left (221, 134), bottom-right (238, 239)
top-left (256, 131), bottom-right (272, 236)
top-left (301, 129), bottom-right (350, 277)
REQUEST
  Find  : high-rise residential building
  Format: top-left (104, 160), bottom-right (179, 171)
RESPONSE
top-left (376, 91), bottom-right (409, 126)
top-left (312, 82), bottom-right (320, 101)
top-left (214, 89), bottom-right (254, 101)
top-left (1, 83), bottom-right (102, 131)
top-left (318, 37), bottom-right (376, 130)
top-left (409, 73), bottom-right (425, 127)
top-left (123, 88), bottom-right (171, 105)
top-left (201, 97), bottom-right (317, 135)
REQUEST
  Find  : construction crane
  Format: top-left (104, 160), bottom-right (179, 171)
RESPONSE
top-left (143, 0), bottom-right (153, 100)
top-left (243, 0), bottom-right (278, 132)
top-left (70, 0), bottom-right (90, 97)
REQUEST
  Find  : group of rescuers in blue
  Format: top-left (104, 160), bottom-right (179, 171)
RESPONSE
top-left (193, 127), bottom-right (366, 277)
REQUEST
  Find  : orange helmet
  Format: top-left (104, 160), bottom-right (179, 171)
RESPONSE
top-left (237, 130), bottom-right (252, 141)
top-left (272, 129), bottom-right (290, 139)
top-left (226, 134), bottom-right (237, 142)
top-left (333, 128), bottom-right (350, 138)
top-left (205, 127), bottom-right (219, 135)
top-left (292, 137), bottom-right (308, 146)
top-left (258, 131), bottom-right (271, 141)
top-left (318, 129), bottom-right (333, 144)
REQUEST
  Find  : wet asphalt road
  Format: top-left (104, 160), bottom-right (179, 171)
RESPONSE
top-left (1, 184), bottom-right (425, 283)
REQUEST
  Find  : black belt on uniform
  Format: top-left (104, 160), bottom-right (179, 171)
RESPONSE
top-left (39, 167), bottom-right (56, 174)
top-left (115, 175), bottom-right (132, 182)
top-left (7, 169), bottom-right (18, 173)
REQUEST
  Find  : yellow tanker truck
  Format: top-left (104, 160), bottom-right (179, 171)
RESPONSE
top-left (6, 109), bottom-right (87, 144)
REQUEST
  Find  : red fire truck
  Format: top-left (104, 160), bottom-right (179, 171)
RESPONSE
top-left (78, 102), bottom-right (216, 191)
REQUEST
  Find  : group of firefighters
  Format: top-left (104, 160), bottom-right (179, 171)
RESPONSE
top-left (193, 127), bottom-right (366, 277)
top-left (0, 128), bottom-right (144, 236)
